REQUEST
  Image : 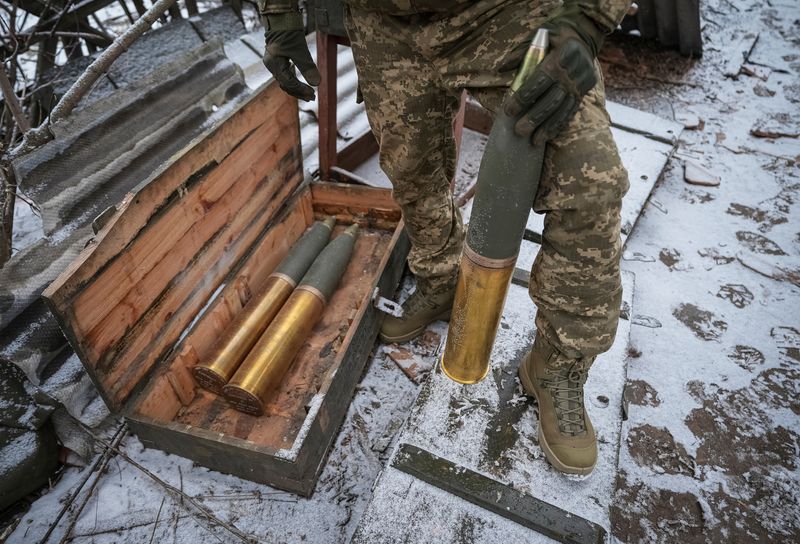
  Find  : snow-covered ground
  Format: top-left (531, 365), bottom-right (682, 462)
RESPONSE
top-left (603, 1), bottom-right (800, 540)
top-left (4, 0), bottom-right (798, 542)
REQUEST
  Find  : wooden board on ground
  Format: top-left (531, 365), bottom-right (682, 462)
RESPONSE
top-left (352, 271), bottom-right (635, 543)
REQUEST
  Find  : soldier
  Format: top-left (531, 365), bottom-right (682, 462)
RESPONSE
top-left (259, 0), bottom-right (630, 475)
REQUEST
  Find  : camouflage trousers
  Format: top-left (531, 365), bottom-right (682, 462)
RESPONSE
top-left (346, 0), bottom-right (630, 358)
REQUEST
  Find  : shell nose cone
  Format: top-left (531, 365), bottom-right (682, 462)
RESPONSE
top-left (532, 28), bottom-right (549, 50)
top-left (322, 215), bottom-right (336, 230)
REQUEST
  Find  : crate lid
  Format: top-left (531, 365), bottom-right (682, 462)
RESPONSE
top-left (43, 82), bottom-right (304, 413)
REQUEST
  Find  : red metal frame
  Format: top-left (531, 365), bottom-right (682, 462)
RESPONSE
top-left (315, 30), bottom-right (467, 186)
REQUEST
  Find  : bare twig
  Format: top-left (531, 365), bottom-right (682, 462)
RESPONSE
top-left (57, 427), bottom-right (128, 544)
top-left (0, 165), bottom-right (15, 267)
top-left (37, 424), bottom-right (127, 544)
top-left (64, 514), bottom-right (191, 541)
top-left (0, 64), bottom-right (30, 133)
top-left (148, 497), bottom-right (166, 544)
top-left (116, 0), bottom-right (137, 24)
top-left (81, 425), bottom-right (255, 543)
top-left (49, 0), bottom-right (177, 124)
top-left (2, 30), bottom-right (111, 48)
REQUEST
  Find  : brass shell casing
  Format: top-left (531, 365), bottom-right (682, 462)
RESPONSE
top-left (193, 275), bottom-right (295, 393)
top-left (440, 247), bottom-right (514, 384)
top-left (223, 288), bottom-right (325, 416)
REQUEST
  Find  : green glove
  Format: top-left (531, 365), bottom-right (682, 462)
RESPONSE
top-left (263, 12), bottom-right (321, 102)
top-left (503, 7), bottom-right (605, 145)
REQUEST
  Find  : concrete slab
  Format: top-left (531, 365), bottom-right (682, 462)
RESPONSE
top-left (353, 271), bottom-right (635, 543)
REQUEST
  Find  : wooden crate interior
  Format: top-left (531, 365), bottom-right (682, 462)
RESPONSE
top-left (132, 185), bottom-right (400, 453)
top-left (43, 81), bottom-right (404, 471)
top-left (44, 85), bottom-right (305, 413)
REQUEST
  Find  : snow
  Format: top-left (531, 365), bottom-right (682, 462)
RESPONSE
top-left (5, 0), bottom-right (800, 541)
top-left (354, 272), bottom-right (635, 543)
top-left (11, 196), bottom-right (43, 255)
top-left (0, 432), bottom-right (37, 476)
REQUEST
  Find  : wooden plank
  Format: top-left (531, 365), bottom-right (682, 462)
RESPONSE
top-left (391, 444), bottom-right (608, 544)
top-left (676, 0), bottom-right (702, 57)
top-left (464, 99), bottom-right (494, 135)
top-left (130, 415), bottom-right (308, 493)
top-left (311, 183), bottom-right (401, 230)
top-left (635, 0), bottom-right (658, 39)
top-left (106, 157), bottom-right (303, 405)
top-left (654, 0), bottom-right (679, 47)
top-left (75, 108), bottom-right (296, 344)
top-left (136, 378), bottom-right (182, 422)
top-left (310, 182), bottom-right (400, 215)
top-left (317, 31), bottom-right (339, 180)
top-left (44, 85), bottom-right (295, 311)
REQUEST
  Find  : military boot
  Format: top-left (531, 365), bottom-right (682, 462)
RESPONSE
top-left (518, 336), bottom-right (597, 475)
top-left (379, 285), bottom-right (454, 344)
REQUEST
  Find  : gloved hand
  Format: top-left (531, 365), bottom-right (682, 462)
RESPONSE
top-left (502, 7), bottom-right (605, 145)
top-left (262, 11), bottom-right (321, 102)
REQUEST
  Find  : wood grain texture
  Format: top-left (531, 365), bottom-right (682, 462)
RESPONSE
top-left (44, 78), bottom-right (411, 496)
top-left (44, 84), bottom-right (294, 308)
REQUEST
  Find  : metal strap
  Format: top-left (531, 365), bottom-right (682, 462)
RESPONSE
top-left (392, 444), bottom-right (608, 544)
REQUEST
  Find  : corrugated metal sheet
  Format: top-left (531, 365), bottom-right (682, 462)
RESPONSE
top-left (622, 0), bottom-right (702, 57)
top-left (1, 9), bottom-right (251, 445)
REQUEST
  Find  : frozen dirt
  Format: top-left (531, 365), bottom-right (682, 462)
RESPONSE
top-left (601, 0), bottom-right (800, 542)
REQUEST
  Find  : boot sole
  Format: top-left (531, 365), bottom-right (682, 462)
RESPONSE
top-left (378, 308), bottom-right (451, 344)
top-left (518, 358), bottom-right (596, 477)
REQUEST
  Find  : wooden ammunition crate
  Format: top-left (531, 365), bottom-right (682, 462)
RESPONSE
top-left (43, 81), bottom-right (409, 496)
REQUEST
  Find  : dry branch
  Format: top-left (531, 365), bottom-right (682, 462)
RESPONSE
top-left (57, 427), bottom-right (129, 544)
top-left (49, 0), bottom-right (177, 124)
top-left (37, 425), bottom-right (128, 544)
top-left (0, 166), bottom-right (15, 267)
top-left (81, 424), bottom-right (256, 543)
top-left (12, 0), bottom-right (177, 158)
top-left (0, 65), bottom-right (30, 133)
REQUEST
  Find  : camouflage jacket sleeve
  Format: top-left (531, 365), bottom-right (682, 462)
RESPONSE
top-left (576, 0), bottom-right (630, 33)
top-left (258, 0), bottom-right (299, 14)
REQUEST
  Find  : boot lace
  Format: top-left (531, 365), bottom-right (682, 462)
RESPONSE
top-left (542, 361), bottom-right (590, 436)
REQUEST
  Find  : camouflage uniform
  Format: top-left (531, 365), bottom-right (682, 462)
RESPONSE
top-left (344, 0), bottom-right (630, 359)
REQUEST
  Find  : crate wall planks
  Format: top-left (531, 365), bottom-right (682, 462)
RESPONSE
top-left (43, 80), bottom-right (409, 496)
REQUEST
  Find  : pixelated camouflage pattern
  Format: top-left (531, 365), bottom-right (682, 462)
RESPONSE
top-left (576, 0), bottom-right (631, 32)
top-left (347, 0), bottom-right (628, 359)
top-left (528, 71), bottom-right (628, 359)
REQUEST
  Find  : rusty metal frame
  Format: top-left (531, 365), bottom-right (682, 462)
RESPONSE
top-left (315, 30), bottom-right (467, 186)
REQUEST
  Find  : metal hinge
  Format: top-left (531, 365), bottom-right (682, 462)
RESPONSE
top-left (372, 288), bottom-right (403, 318)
